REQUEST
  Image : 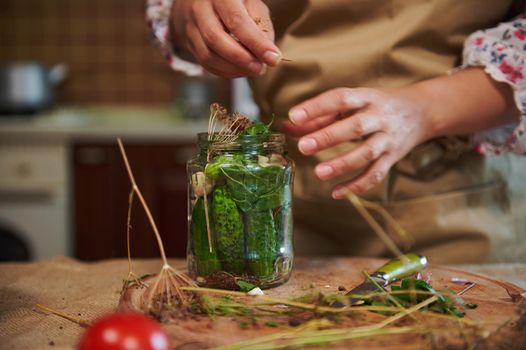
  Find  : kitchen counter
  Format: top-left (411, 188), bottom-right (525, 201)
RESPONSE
top-left (0, 257), bottom-right (524, 350)
top-left (0, 106), bottom-right (209, 142)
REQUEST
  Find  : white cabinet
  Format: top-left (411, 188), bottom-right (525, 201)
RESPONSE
top-left (0, 141), bottom-right (71, 260)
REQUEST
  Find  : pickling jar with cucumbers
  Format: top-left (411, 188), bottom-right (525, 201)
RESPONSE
top-left (187, 131), bottom-right (294, 289)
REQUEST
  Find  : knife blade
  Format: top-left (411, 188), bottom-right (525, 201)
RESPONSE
top-left (346, 253), bottom-right (428, 306)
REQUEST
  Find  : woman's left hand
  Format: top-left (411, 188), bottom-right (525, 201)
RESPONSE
top-left (285, 87), bottom-right (432, 198)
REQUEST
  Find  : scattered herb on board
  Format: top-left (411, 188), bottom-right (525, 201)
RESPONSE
top-left (349, 277), bottom-right (477, 318)
top-left (203, 280), bottom-right (493, 350)
top-left (265, 321), bottom-right (279, 327)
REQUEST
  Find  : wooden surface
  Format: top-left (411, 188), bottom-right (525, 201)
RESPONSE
top-left (120, 257), bottom-right (526, 349)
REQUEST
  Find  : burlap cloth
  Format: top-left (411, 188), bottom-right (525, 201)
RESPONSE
top-left (0, 257), bottom-right (175, 350)
top-left (1, 257), bottom-right (525, 350)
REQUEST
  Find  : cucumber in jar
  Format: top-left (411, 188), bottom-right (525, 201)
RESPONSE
top-left (245, 209), bottom-right (278, 278)
top-left (211, 185), bottom-right (245, 275)
top-left (190, 197), bottom-right (221, 276)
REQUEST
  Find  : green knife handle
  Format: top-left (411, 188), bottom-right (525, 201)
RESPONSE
top-left (372, 253), bottom-right (428, 284)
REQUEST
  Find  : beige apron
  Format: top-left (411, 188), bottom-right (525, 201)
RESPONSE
top-left (251, 0), bottom-right (515, 263)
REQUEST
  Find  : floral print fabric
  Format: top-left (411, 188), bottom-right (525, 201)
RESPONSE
top-left (146, 0), bottom-right (203, 76)
top-left (461, 13), bottom-right (526, 155)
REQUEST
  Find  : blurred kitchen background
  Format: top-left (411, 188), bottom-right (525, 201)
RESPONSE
top-left (0, 0), bottom-right (259, 262)
top-left (1, 1), bottom-right (525, 264)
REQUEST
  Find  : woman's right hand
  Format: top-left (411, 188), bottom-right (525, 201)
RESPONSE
top-left (171, 0), bottom-right (282, 77)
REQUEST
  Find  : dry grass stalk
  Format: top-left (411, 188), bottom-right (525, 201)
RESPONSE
top-left (345, 192), bottom-right (410, 263)
top-left (359, 197), bottom-right (414, 248)
top-left (209, 293), bottom-right (442, 350)
top-left (117, 138), bottom-right (197, 314)
top-left (181, 286), bottom-right (400, 313)
top-left (35, 304), bottom-right (90, 327)
top-left (180, 286), bottom-right (478, 328)
top-left (120, 189), bottom-right (146, 293)
top-left (202, 185), bottom-right (213, 253)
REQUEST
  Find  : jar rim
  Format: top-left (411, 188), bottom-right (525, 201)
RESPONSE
top-left (197, 132), bottom-right (286, 148)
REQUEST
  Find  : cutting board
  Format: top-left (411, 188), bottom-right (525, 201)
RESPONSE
top-left (119, 257), bottom-right (526, 349)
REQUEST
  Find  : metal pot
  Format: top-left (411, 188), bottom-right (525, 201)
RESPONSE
top-left (0, 63), bottom-right (68, 114)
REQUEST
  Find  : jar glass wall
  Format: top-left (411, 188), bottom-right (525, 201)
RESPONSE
top-left (187, 133), bottom-right (294, 289)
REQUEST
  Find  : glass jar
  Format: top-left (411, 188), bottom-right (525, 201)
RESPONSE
top-left (187, 132), bottom-right (294, 289)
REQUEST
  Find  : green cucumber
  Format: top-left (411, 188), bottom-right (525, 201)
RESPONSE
top-left (190, 197), bottom-right (221, 276)
top-left (245, 209), bottom-right (278, 277)
top-left (211, 186), bottom-right (245, 275)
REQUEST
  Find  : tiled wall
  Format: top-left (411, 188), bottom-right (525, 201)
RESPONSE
top-left (0, 0), bottom-right (230, 106)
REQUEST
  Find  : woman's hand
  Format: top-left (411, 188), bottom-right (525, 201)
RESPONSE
top-left (285, 87), bottom-right (432, 198)
top-left (285, 69), bottom-right (520, 199)
top-left (170, 0), bottom-right (281, 77)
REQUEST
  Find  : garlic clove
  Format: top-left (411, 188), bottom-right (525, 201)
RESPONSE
top-left (191, 171), bottom-right (213, 197)
top-left (258, 155), bottom-right (270, 167)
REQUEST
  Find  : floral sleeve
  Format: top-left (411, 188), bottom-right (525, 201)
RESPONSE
top-left (462, 13), bottom-right (526, 155)
top-left (146, 0), bottom-right (204, 76)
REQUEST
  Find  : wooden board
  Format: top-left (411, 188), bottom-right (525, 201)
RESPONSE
top-left (119, 257), bottom-right (526, 349)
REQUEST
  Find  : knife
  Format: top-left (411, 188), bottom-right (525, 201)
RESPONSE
top-left (346, 253), bottom-right (428, 306)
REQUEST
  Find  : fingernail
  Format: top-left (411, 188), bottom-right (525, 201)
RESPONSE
top-left (289, 109), bottom-right (307, 124)
top-left (298, 138), bottom-right (317, 154)
top-left (332, 187), bottom-right (349, 199)
top-left (263, 51), bottom-right (281, 66)
top-left (316, 164), bottom-right (333, 179)
top-left (248, 61), bottom-right (263, 74)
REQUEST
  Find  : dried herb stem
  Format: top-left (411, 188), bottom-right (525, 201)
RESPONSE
top-left (35, 304), bottom-right (90, 327)
top-left (181, 286), bottom-right (247, 297)
top-left (360, 198), bottom-right (413, 248)
top-left (458, 282), bottom-right (476, 296)
top-left (180, 286), bottom-right (403, 313)
top-left (212, 323), bottom-right (419, 350)
top-left (182, 287), bottom-right (319, 310)
top-left (118, 138), bottom-right (196, 313)
top-left (126, 189), bottom-right (135, 277)
top-left (117, 138), bottom-right (169, 267)
top-left (121, 188), bottom-right (145, 293)
top-left (203, 185), bottom-right (213, 253)
top-left (345, 192), bottom-right (408, 262)
top-left (378, 294), bottom-right (439, 328)
top-left (349, 289), bottom-right (437, 299)
top-left (264, 327), bottom-right (419, 350)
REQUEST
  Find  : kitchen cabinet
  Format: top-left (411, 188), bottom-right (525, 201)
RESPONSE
top-left (0, 140), bottom-right (70, 260)
top-left (74, 142), bottom-right (195, 260)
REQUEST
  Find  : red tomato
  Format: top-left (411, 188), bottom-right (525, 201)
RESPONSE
top-left (77, 313), bottom-right (170, 350)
